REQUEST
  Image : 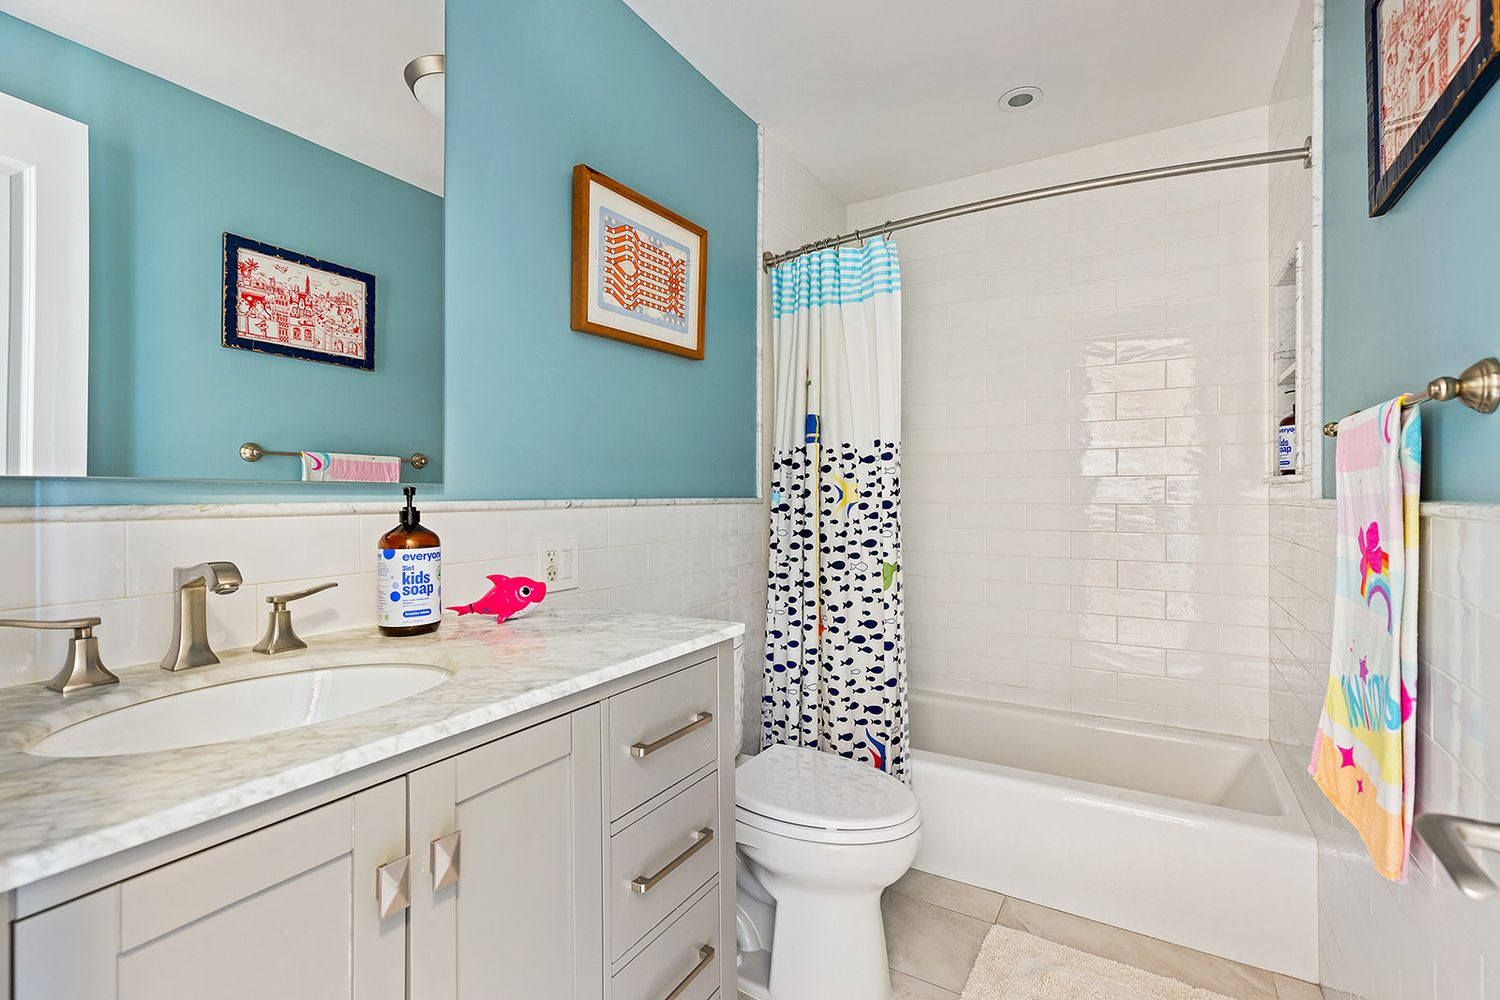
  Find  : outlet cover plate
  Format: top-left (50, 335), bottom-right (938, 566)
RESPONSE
top-left (537, 538), bottom-right (579, 591)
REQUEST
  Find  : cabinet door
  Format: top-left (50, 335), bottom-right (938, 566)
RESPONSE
top-left (12, 780), bottom-right (407, 1000)
top-left (409, 706), bottom-right (604, 1000)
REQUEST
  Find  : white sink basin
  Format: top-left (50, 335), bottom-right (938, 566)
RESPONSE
top-left (30, 663), bottom-right (449, 758)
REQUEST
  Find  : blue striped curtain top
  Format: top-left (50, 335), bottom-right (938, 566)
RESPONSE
top-left (770, 237), bottom-right (901, 318)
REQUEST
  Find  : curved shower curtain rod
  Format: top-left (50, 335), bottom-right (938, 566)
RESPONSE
top-left (761, 138), bottom-right (1313, 270)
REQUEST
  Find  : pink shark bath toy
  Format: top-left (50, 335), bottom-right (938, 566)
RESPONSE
top-left (447, 575), bottom-right (547, 622)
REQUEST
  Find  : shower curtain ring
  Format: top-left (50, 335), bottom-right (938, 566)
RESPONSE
top-left (853, 228), bottom-right (864, 248)
top-left (882, 220), bottom-right (894, 240)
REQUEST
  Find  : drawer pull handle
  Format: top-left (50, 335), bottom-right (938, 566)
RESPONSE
top-left (631, 828), bottom-right (714, 894)
top-left (431, 830), bottom-right (461, 891)
top-left (663, 944), bottom-right (715, 1000)
top-left (630, 712), bottom-right (713, 758)
top-left (376, 855), bottom-right (411, 920)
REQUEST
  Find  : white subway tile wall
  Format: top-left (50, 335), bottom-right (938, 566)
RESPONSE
top-left (1269, 0), bottom-right (1323, 498)
top-left (0, 503), bottom-right (770, 751)
top-left (849, 108), bottom-right (1274, 736)
top-left (762, 131), bottom-right (847, 260)
top-left (1271, 501), bottom-right (1500, 1000)
top-left (754, 132), bottom-right (849, 749)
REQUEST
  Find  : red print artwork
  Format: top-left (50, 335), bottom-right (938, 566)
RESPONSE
top-left (1377, 0), bottom-right (1482, 170)
top-left (602, 223), bottom-right (687, 321)
top-left (234, 249), bottom-right (368, 361)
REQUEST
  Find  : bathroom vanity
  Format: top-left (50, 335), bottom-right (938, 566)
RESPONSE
top-left (0, 609), bottom-right (741, 1000)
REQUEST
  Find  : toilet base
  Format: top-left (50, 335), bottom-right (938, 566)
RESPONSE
top-left (736, 947), bottom-right (772, 999)
top-left (759, 880), bottom-right (894, 1000)
top-left (738, 935), bottom-right (893, 1000)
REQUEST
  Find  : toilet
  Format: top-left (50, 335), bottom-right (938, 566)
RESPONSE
top-left (734, 744), bottom-right (922, 1000)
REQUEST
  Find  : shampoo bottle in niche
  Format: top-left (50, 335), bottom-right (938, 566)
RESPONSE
top-left (377, 487), bottom-right (442, 636)
top-left (1278, 399), bottom-right (1297, 476)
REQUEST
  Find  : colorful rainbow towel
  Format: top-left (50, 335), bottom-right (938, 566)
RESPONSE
top-left (1309, 397), bottom-right (1420, 881)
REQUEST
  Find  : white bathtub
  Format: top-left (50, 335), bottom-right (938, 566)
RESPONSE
top-left (909, 691), bottom-right (1317, 981)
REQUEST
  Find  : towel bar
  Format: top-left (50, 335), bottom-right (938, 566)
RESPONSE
top-left (240, 442), bottom-right (429, 469)
top-left (1323, 357), bottom-right (1500, 437)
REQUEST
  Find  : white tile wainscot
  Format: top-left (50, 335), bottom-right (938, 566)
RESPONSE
top-left (1270, 499), bottom-right (1500, 999)
top-left (0, 499), bottom-right (769, 754)
top-left (849, 107), bottom-right (1275, 736)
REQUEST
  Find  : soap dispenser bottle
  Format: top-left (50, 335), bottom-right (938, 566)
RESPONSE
top-left (377, 487), bottom-right (443, 636)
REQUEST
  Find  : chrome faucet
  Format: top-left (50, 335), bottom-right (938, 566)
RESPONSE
top-left (161, 562), bottom-right (243, 671)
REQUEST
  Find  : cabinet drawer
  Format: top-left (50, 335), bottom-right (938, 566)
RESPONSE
top-left (612, 887), bottom-right (720, 1000)
top-left (611, 770), bottom-right (719, 961)
top-left (609, 659), bottom-right (717, 819)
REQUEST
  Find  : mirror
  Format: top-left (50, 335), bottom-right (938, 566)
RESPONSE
top-left (0, 2), bottom-right (444, 484)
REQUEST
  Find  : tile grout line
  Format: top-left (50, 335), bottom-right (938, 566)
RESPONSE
top-left (887, 877), bottom-right (1323, 999)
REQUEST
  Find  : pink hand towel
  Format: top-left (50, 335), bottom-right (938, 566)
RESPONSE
top-left (300, 451), bottom-right (401, 483)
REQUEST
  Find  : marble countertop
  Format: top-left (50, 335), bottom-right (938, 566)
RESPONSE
top-left (0, 608), bottom-right (742, 893)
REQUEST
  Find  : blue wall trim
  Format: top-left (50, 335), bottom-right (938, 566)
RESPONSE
top-left (442, 0), bottom-right (759, 500)
top-left (0, 12), bottom-right (444, 504)
top-left (1324, 1), bottom-right (1500, 502)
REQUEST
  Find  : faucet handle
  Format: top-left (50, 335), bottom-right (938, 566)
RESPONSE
top-left (254, 582), bottom-right (338, 656)
top-left (0, 617), bottom-right (119, 695)
top-left (265, 582), bottom-right (338, 609)
top-left (0, 616), bottom-right (102, 632)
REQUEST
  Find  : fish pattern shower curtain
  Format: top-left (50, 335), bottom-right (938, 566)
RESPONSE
top-left (764, 237), bottom-right (908, 780)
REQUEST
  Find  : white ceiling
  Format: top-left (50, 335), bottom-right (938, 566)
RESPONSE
top-left (2, 0), bottom-right (444, 194)
top-left (623, 0), bottom-right (1301, 204)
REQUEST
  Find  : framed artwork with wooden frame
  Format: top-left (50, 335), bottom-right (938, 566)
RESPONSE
top-left (570, 164), bottom-right (707, 360)
top-left (1366, 0), bottom-right (1500, 216)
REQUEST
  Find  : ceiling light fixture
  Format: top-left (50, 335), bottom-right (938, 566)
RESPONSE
top-left (404, 54), bottom-right (445, 119)
top-left (998, 86), bottom-right (1043, 112)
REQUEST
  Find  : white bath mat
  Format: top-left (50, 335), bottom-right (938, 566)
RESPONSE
top-left (961, 925), bottom-right (1237, 1000)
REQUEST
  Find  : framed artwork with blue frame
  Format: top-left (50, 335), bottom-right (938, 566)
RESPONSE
top-left (222, 232), bottom-right (377, 370)
top-left (1367, 0), bottom-right (1500, 216)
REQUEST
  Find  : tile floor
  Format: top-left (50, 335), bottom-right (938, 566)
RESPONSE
top-left (740, 868), bottom-right (1324, 999)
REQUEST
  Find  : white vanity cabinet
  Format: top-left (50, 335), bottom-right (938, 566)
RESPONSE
top-left (3, 638), bottom-right (738, 1000)
top-left (13, 780), bottom-right (408, 1000)
top-left (407, 708), bottom-right (604, 1000)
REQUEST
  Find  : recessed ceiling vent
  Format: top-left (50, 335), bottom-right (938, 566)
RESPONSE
top-left (998, 86), bottom-right (1043, 112)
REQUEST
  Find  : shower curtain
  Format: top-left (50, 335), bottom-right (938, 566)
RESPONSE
top-left (764, 237), bottom-right (907, 780)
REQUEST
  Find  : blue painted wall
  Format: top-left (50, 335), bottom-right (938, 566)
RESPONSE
top-left (1324, 2), bottom-right (1500, 501)
top-left (0, 12), bottom-right (443, 503)
top-left (442, 0), bottom-right (759, 499)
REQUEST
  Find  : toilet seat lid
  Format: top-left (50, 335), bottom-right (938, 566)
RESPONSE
top-left (735, 744), bottom-right (918, 832)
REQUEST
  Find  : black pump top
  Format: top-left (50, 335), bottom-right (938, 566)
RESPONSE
top-left (401, 486), bottom-right (420, 530)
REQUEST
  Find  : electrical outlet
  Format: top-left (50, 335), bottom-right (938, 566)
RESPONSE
top-left (536, 538), bottom-right (578, 591)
